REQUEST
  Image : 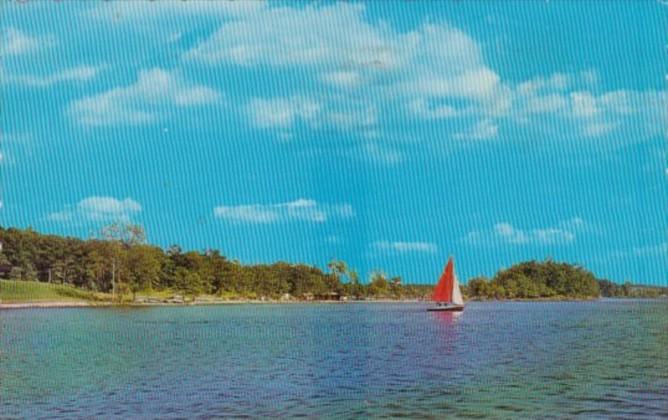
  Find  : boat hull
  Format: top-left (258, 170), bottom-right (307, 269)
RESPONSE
top-left (427, 304), bottom-right (464, 312)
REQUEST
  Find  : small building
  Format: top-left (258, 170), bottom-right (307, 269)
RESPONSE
top-left (315, 291), bottom-right (341, 301)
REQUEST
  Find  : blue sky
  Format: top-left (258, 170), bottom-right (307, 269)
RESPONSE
top-left (2, 1), bottom-right (666, 285)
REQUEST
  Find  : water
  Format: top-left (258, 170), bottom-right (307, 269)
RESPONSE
top-left (1, 300), bottom-right (667, 418)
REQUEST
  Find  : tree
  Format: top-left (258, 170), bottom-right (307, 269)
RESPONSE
top-left (100, 222), bottom-right (147, 301)
top-left (126, 245), bottom-right (162, 300)
top-left (9, 266), bottom-right (23, 280)
top-left (467, 276), bottom-right (490, 299)
top-left (174, 267), bottom-right (203, 298)
top-left (346, 270), bottom-right (364, 299)
top-left (327, 260), bottom-right (348, 281)
top-left (101, 222), bottom-right (146, 247)
top-left (369, 271), bottom-right (389, 297)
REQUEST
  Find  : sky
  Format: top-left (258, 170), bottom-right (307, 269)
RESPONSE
top-left (1, 1), bottom-right (666, 285)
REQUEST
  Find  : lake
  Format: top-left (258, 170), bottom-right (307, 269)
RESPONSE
top-left (1, 300), bottom-right (667, 418)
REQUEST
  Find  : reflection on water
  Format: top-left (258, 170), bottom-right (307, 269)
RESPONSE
top-left (1, 300), bottom-right (667, 418)
top-left (431, 310), bottom-right (462, 326)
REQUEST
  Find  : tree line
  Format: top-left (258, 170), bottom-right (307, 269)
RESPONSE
top-left (0, 225), bottom-right (431, 301)
top-left (466, 259), bottom-right (667, 299)
top-left (2, 225), bottom-right (663, 302)
top-left (597, 279), bottom-right (667, 298)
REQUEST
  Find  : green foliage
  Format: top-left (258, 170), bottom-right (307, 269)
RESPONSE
top-left (0, 280), bottom-right (100, 303)
top-left (598, 279), bottom-right (667, 298)
top-left (0, 226), bottom-right (430, 301)
top-left (6, 226), bottom-right (657, 303)
top-left (466, 260), bottom-right (605, 300)
top-left (368, 271), bottom-right (389, 297)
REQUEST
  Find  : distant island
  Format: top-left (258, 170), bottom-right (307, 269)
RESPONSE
top-left (0, 225), bottom-right (665, 306)
top-left (466, 260), bottom-right (667, 300)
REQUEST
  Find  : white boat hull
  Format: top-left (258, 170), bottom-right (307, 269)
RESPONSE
top-left (427, 304), bottom-right (464, 312)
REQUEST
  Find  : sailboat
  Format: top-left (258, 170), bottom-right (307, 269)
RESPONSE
top-left (428, 257), bottom-right (465, 312)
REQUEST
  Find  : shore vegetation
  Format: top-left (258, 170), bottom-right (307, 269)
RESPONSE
top-left (1, 225), bottom-right (663, 305)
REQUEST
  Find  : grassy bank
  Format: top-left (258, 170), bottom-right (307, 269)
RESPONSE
top-left (0, 280), bottom-right (108, 303)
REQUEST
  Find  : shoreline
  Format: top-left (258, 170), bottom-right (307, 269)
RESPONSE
top-left (0, 299), bottom-right (425, 310)
top-left (2, 296), bottom-right (664, 310)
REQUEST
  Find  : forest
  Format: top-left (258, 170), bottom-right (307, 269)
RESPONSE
top-left (0, 225), bottom-right (431, 301)
top-left (1, 225), bottom-right (664, 302)
top-left (466, 260), bottom-right (667, 300)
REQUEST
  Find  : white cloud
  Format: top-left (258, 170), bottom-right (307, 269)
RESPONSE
top-left (405, 67), bottom-right (501, 101)
top-left (514, 73), bottom-right (667, 139)
top-left (522, 94), bottom-right (568, 115)
top-left (455, 119), bottom-right (498, 140)
top-left (247, 97), bottom-right (320, 129)
top-left (47, 196), bottom-right (142, 223)
top-left (373, 241), bottom-right (438, 254)
top-left (360, 142), bottom-right (403, 165)
top-left (247, 96), bottom-right (378, 134)
top-left (88, 1), bottom-right (265, 22)
top-left (631, 242), bottom-right (668, 257)
top-left (465, 219), bottom-right (583, 246)
top-left (1, 27), bottom-right (48, 56)
top-left (517, 73), bottom-right (570, 96)
top-left (492, 223), bottom-right (530, 244)
top-left (80, 1), bottom-right (664, 145)
top-left (213, 199), bottom-right (354, 224)
top-left (532, 228), bottom-right (575, 245)
top-left (327, 106), bottom-right (377, 130)
top-left (326, 235), bottom-right (342, 244)
top-left (185, 3), bottom-right (402, 68)
top-left (8, 65), bottom-right (101, 87)
top-left (322, 71), bottom-right (362, 89)
top-left (408, 98), bottom-right (459, 120)
top-left (69, 68), bottom-right (220, 126)
top-left (184, 3), bottom-right (509, 130)
top-left (570, 91), bottom-right (599, 118)
top-left (559, 217), bottom-right (585, 231)
top-left (334, 204), bottom-right (355, 218)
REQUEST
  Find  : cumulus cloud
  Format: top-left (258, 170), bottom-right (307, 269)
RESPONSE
top-left (455, 119), bottom-right (498, 140)
top-left (408, 98), bottom-right (459, 120)
top-left (213, 199), bottom-right (354, 224)
top-left (513, 71), bottom-right (667, 139)
top-left (183, 3), bottom-right (509, 132)
top-left (184, 3), bottom-right (402, 68)
top-left (372, 241), bottom-right (438, 254)
top-left (69, 68), bottom-right (220, 126)
top-left (8, 65), bottom-right (101, 87)
top-left (83, 2), bottom-right (666, 144)
top-left (88, 1), bottom-right (264, 21)
top-left (2, 27), bottom-right (50, 56)
top-left (47, 196), bottom-right (142, 223)
top-left (246, 95), bottom-right (379, 135)
top-left (322, 71), bottom-right (362, 89)
top-left (465, 218), bottom-right (584, 246)
top-left (247, 97), bottom-right (320, 129)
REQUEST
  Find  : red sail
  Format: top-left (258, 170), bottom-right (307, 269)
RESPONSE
top-left (432, 258), bottom-right (454, 302)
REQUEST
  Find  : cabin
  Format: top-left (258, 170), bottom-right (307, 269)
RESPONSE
top-left (315, 291), bottom-right (341, 301)
top-left (301, 292), bottom-right (341, 301)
